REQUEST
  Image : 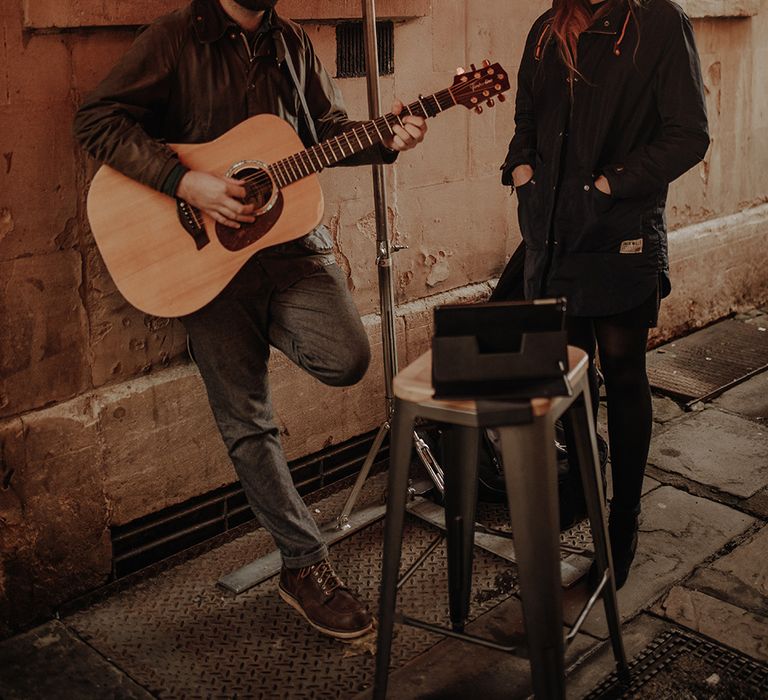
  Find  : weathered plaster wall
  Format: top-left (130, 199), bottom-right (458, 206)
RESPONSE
top-left (1, 0), bottom-right (767, 634)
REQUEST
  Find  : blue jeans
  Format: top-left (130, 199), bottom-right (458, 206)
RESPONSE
top-left (181, 237), bottom-right (370, 568)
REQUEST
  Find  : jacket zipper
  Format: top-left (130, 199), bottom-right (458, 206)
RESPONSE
top-left (240, 32), bottom-right (254, 62)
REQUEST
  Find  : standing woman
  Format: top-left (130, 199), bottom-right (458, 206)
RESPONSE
top-left (501, 0), bottom-right (709, 588)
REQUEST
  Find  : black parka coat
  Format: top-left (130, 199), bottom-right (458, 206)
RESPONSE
top-left (501, 0), bottom-right (709, 317)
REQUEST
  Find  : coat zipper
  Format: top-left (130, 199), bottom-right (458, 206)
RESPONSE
top-left (240, 32), bottom-right (254, 62)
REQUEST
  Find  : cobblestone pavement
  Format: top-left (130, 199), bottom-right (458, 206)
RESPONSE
top-left (1, 312), bottom-right (767, 699)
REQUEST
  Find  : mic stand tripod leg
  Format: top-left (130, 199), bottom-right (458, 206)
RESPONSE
top-left (335, 424), bottom-right (446, 530)
top-left (336, 420), bottom-right (391, 530)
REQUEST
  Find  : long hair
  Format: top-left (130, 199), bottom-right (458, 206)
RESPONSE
top-left (550, 0), bottom-right (641, 78)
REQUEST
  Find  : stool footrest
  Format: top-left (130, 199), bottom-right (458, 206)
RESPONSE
top-left (395, 613), bottom-right (520, 654)
top-left (566, 569), bottom-right (609, 645)
top-left (397, 535), bottom-right (444, 591)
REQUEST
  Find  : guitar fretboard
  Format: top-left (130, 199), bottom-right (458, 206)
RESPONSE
top-left (265, 88), bottom-right (457, 188)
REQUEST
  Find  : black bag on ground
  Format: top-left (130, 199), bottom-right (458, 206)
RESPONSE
top-left (476, 425), bottom-right (609, 530)
top-left (415, 423), bottom-right (608, 532)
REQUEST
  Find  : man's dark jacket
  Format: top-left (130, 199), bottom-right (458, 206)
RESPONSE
top-left (74, 0), bottom-right (393, 219)
top-left (501, 0), bottom-right (709, 316)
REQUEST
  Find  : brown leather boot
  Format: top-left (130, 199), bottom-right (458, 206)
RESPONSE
top-left (278, 559), bottom-right (374, 640)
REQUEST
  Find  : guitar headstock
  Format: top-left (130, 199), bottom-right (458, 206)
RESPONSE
top-left (452, 60), bottom-right (510, 114)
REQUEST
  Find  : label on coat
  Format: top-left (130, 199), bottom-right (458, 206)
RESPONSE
top-left (620, 238), bottom-right (644, 254)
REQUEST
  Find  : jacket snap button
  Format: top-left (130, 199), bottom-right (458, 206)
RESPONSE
top-left (584, 185), bottom-right (591, 191)
top-left (604, 20), bottom-right (610, 27)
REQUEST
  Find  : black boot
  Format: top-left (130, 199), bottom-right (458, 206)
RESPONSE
top-left (589, 504), bottom-right (639, 591)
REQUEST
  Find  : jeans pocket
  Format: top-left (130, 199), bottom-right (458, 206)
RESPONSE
top-left (298, 224), bottom-right (335, 254)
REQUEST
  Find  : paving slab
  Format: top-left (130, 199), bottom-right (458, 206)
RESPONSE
top-left (744, 486), bottom-right (768, 518)
top-left (353, 595), bottom-right (597, 700)
top-left (712, 370), bottom-right (768, 422)
top-left (687, 523), bottom-right (768, 618)
top-left (648, 408), bottom-right (768, 498)
top-left (743, 311), bottom-right (768, 328)
top-left (687, 566), bottom-right (768, 621)
top-left (563, 485), bottom-right (754, 638)
top-left (0, 621), bottom-right (154, 700)
top-left (656, 586), bottom-right (768, 662)
top-left (709, 523), bottom-right (768, 595)
top-left (652, 394), bottom-right (685, 424)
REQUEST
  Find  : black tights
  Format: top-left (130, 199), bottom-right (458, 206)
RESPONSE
top-left (566, 316), bottom-right (652, 513)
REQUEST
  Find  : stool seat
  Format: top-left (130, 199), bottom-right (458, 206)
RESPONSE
top-left (393, 346), bottom-right (588, 416)
top-left (374, 345), bottom-right (628, 699)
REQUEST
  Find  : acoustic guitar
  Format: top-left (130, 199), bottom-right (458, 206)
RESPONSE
top-left (86, 61), bottom-right (510, 317)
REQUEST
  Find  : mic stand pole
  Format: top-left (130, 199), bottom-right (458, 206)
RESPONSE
top-left (333, 0), bottom-right (444, 531)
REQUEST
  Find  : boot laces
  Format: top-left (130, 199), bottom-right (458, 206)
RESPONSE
top-left (300, 560), bottom-right (343, 596)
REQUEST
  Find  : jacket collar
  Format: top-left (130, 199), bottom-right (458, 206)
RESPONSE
top-left (584, 0), bottom-right (630, 35)
top-left (191, 0), bottom-right (280, 44)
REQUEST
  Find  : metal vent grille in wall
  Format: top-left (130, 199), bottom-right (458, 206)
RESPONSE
top-left (109, 429), bottom-right (389, 579)
top-left (336, 21), bottom-right (394, 78)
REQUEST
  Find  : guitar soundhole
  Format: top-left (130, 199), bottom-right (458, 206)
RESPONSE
top-left (215, 166), bottom-right (283, 252)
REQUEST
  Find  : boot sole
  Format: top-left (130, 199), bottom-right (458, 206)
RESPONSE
top-left (278, 585), bottom-right (375, 641)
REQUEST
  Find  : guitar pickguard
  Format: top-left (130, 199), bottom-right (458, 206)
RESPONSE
top-left (216, 191), bottom-right (285, 252)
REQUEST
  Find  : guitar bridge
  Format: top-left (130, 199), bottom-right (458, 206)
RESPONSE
top-left (176, 199), bottom-right (210, 250)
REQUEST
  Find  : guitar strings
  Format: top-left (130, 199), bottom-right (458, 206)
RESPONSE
top-left (211, 76), bottom-right (504, 200)
top-left (236, 80), bottom-right (499, 195)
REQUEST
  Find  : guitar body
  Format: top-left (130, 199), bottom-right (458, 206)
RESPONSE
top-left (85, 62), bottom-right (512, 317)
top-left (86, 114), bottom-right (324, 318)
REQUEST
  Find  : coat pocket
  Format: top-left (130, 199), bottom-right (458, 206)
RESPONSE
top-left (590, 186), bottom-right (614, 215)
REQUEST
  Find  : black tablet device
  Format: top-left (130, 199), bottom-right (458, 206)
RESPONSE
top-left (432, 298), bottom-right (570, 400)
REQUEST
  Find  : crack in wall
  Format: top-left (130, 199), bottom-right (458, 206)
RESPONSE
top-left (2, 23), bottom-right (9, 106)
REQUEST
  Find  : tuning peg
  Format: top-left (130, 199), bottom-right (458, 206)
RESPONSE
top-left (487, 98), bottom-right (495, 108)
top-left (470, 63), bottom-right (477, 72)
top-left (498, 94), bottom-right (506, 103)
top-left (482, 59), bottom-right (491, 68)
top-left (475, 105), bottom-right (483, 114)
top-left (456, 66), bottom-right (465, 75)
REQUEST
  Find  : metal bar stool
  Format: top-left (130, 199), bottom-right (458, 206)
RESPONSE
top-left (373, 346), bottom-right (629, 699)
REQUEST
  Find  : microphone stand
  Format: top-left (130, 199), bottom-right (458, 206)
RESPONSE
top-left (333, 0), bottom-right (445, 531)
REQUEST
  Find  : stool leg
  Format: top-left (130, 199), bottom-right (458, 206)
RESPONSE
top-left (498, 419), bottom-right (565, 700)
top-left (442, 426), bottom-right (480, 632)
top-left (374, 399), bottom-right (416, 700)
top-left (563, 380), bottom-right (629, 677)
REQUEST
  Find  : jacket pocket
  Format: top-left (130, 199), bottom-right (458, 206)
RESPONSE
top-left (590, 186), bottom-right (614, 215)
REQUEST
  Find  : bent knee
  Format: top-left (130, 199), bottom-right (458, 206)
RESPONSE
top-left (324, 338), bottom-right (371, 387)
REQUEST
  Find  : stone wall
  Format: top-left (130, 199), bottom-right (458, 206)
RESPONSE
top-left (1, 0), bottom-right (767, 635)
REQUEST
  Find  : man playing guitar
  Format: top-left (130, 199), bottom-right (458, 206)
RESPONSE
top-left (75, 0), bottom-right (426, 640)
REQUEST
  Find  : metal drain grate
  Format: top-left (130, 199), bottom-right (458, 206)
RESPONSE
top-left (336, 20), bottom-right (394, 78)
top-left (647, 319), bottom-right (768, 405)
top-left (68, 495), bottom-right (520, 700)
top-left (584, 628), bottom-right (768, 699)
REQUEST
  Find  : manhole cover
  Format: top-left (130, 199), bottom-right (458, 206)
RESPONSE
top-left (584, 628), bottom-right (768, 699)
top-left (647, 319), bottom-right (768, 405)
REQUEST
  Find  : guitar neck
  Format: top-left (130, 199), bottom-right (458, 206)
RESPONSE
top-left (266, 87), bottom-right (457, 188)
